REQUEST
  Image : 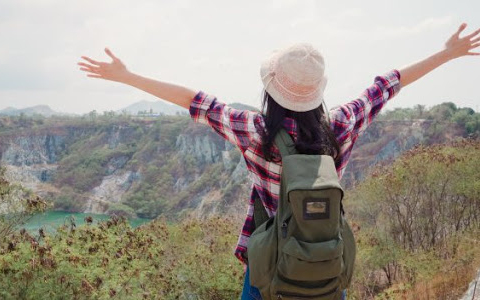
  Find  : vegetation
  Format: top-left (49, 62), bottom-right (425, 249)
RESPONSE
top-left (0, 102), bottom-right (477, 219)
top-left (0, 112), bottom-right (247, 219)
top-left (1, 138), bottom-right (479, 299)
top-left (0, 166), bottom-right (49, 237)
top-left (378, 102), bottom-right (480, 137)
top-left (345, 139), bottom-right (480, 299)
top-left (0, 215), bottom-right (244, 299)
top-left (1, 105), bottom-right (480, 299)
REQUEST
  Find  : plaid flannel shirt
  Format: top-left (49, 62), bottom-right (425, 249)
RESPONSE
top-left (189, 69), bottom-right (401, 264)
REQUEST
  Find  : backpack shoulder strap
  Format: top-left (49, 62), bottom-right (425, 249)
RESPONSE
top-left (253, 128), bottom-right (297, 229)
top-left (274, 128), bottom-right (297, 157)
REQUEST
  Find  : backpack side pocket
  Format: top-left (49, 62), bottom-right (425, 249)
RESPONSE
top-left (340, 216), bottom-right (356, 289)
top-left (247, 216), bottom-right (278, 297)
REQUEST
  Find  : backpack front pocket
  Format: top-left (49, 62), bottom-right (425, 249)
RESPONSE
top-left (278, 236), bottom-right (344, 282)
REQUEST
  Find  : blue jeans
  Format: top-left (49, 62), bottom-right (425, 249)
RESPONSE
top-left (241, 266), bottom-right (262, 300)
top-left (241, 266), bottom-right (347, 299)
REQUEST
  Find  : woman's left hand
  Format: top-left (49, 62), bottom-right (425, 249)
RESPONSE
top-left (444, 23), bottom-right (480, 59)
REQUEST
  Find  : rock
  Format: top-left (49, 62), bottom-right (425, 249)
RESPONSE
top-left (231, 159), bottom-right (248, 183)
top-left (84, 171), bottom-right (139, 214)
top-left (460, 269), bottom-right (480, 300)
top-left (173, 177), bottom-right (190, 193)
top-left (341, 119), bottom-right (460, 188)
top-left (106, 156), bottom-right (129, 175)
top-left (2, 135), bottom-right (65, 166)
top-left (176, 132), bottom-right (225, 164)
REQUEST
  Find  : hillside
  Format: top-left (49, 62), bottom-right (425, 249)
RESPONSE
top-left (344, 139), bottom-right (480, 299)
top-left (0, 102), bottom-right (478, 220)
top-left (0, 115), bottom-right (250, 219)
top-left (1, 140), bottom-right (479, 299)
top-left (0, 105), bottom-right (59, 117)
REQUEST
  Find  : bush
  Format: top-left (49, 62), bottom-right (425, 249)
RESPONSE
top-left (0, 166), bottom-right (49, 238)
top-left (0, 215), bottom-right (244, 299)
top-left (345, 139), bottom-right (480, 299)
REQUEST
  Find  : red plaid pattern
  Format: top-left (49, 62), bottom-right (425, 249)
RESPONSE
top-left (189, 69), bottom-right (401, 264)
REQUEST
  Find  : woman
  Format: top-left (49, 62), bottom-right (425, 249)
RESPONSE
top-left (78, 23), bottom-right (479, 299)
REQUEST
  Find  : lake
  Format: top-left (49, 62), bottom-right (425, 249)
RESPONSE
top-left (18, 210), bottom-right (152, 234)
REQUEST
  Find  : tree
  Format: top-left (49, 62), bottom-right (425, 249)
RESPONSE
top-left (0, 166), bottom-right (49, 238)
top-left (88, 110), bottom-right (97, 122)
top-left (414, 104), bottom-right (425, 118)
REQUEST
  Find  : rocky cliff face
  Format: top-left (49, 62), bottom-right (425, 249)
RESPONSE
top-left (1, 134), bottom-right (64, 192)
top-left (0, 117), bottom-right (463, 218)
top-left (341, 119), bottom-right (463, 187)
top-left (0, 120), bottom-right (250, 218)
top-left (0, 125), bottom-right (97, 189)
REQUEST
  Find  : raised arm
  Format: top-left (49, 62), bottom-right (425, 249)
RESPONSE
top-left (329, 23), bottom-right (479, 179)
top-left (78, 48), bottom-right (261, 153)
top-left (399, 23), bottom-right (480, 88)
top-left (77, 48), bottom-right (197, 109)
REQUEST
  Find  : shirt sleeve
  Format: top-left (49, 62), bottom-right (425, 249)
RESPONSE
top-left (329, 69), bottom-right (401, 178)
top-left (189, 91), bottom-right (261, 153)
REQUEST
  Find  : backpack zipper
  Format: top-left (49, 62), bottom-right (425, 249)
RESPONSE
top-left (276, 287), bottom-right (338, 299)
top-left (281, 215), bottom-right (292, 238)
top-left (281, 221), bottom-right (288, 238)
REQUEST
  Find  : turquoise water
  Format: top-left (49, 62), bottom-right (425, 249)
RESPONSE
top-left (18, 211), bottom-right (152, 234)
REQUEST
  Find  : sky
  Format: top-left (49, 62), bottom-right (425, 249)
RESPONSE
top-left (0, 0), bottom-right (479, 114)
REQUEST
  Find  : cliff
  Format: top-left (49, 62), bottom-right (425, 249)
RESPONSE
top-left (0, 113), bottom-right (468, 219)
top-left (341, 119), bottom-right (464, 187)
top-left (0, 117), bottom-right (250, 219)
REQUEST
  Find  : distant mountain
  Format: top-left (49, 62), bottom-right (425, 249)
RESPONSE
top-left (0, 105), bottom-right (59, 117)
top-left (119, 100), bottom-right (187, 115)
top-left (119, 100), bottom-right (260, 116)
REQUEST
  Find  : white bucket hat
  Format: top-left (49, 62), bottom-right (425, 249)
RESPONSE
top-left (260, 43), bottom-right (328, 113)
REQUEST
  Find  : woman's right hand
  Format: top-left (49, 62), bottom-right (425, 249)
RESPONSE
top-left (77, 48), bottom-right (131, 83)
top-left (444, 23), bottom-right (480, 59)
top-left (398, 22), bottom-right (480, 88)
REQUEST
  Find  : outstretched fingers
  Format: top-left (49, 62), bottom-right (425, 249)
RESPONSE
top-left (471, 36), bottom-right (480, 44)
top-left (79, 67), bottom-right (101, 75)
top-left (467, 28), bottom-right (480, 38)
top-left (468, 41), bottom-right (480, 55)
top-left (77, 62), bottom-right (100, 72)
top-left (81, 56), bottom-right (102, 66)
top-left (78, 47), bottom-right (127, 81)
top-left (87, 74), bottom-right (103, 78)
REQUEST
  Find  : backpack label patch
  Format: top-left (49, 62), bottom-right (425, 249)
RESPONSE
top-left (303, 198), bottom-right (330, 220)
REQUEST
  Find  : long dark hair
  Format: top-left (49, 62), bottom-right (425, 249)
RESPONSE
top-left (260, 91), bottom-right (340, 162)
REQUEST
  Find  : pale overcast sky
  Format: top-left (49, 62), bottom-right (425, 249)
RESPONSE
top-left (0, 0), bottom-right (479, 114)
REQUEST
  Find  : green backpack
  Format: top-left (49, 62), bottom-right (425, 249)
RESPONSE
top-left (246, 128), bottom-right (356, 300)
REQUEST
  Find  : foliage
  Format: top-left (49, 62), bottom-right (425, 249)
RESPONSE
top-left (378, 102), bottom-right (480, 136)
top-left (0, 112), bottom-right (245, 219)
top-left (2, 108), bottom-right (480, 299)
top-left (345, 139), bottom-right (480, 299)
top-left (0, 166), bottom-right (49, 238)
top-left (0, 215), bottom-right (244, 300)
